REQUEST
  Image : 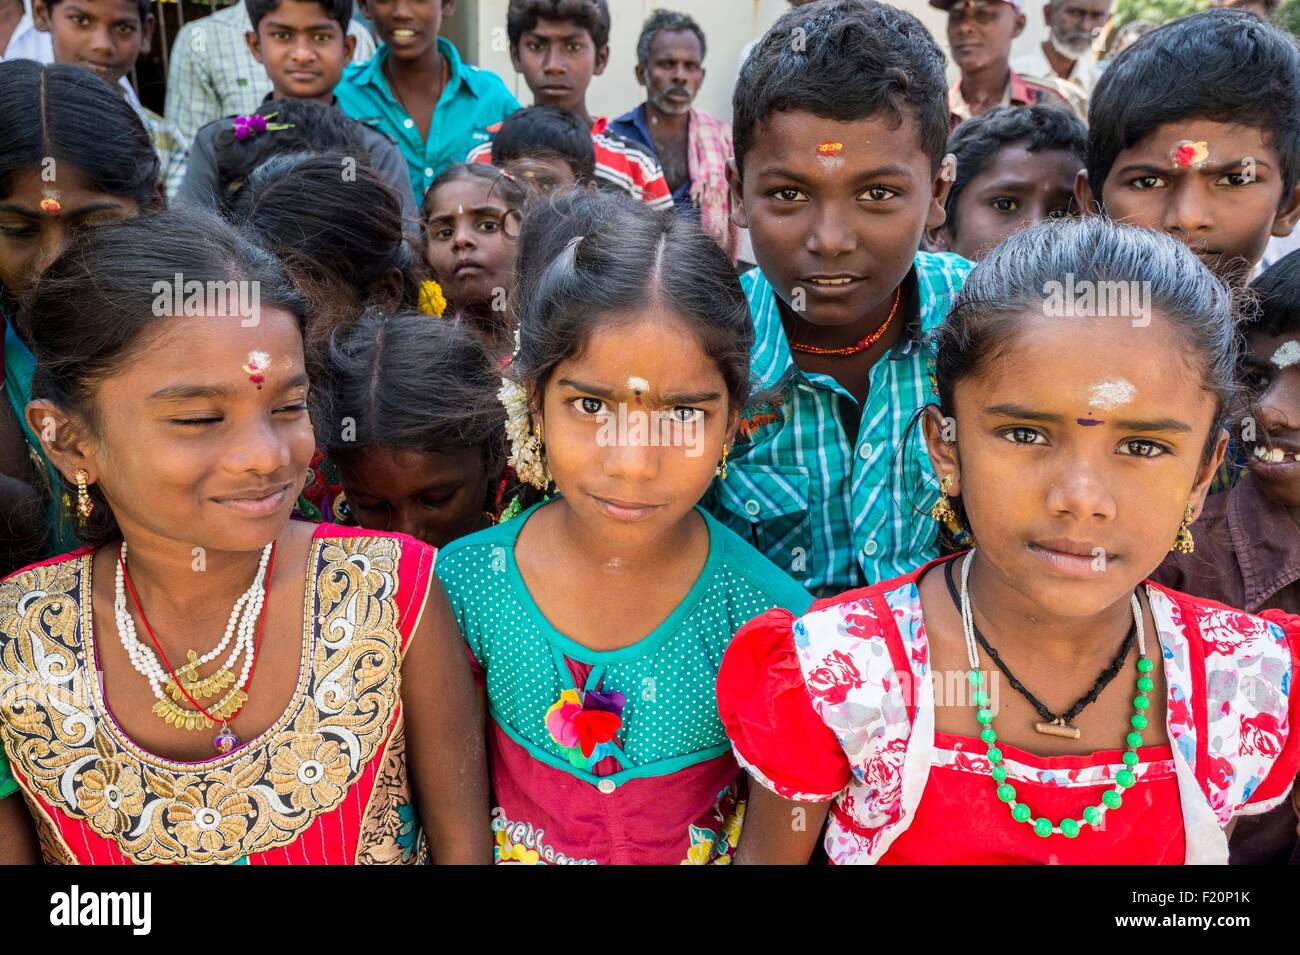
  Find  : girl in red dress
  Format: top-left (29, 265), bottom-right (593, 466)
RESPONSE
top-left (718, 218), bottom-right (1300, 864)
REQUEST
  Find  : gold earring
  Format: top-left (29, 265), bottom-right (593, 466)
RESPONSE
top-left (1172, 501), bottom-right (1195, 554)
top-left (930, 474), bottom-right (957, 525)
top-left (716, 443), bottom-right (729, 480)
top-left (74, 468), bottom-right (94, 524)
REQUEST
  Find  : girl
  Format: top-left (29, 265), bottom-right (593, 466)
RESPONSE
top-left (434, 193), bottom-right (813, 865)
top-left (1, 60), bottom-right (162, 567)
top-left (718, 217), bottom-right (1300, 864)
top-left (313, 310), bottom-right (509, 546)
top-left (0, 207), bottom-right (490, 865)
top-left (227, 151), bottom-right (427, 363)
top-left (422, 163), bottom-right (525, 358)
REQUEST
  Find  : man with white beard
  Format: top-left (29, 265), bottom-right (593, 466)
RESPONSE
top-left (1012, 0), bottom-right (1111, 97)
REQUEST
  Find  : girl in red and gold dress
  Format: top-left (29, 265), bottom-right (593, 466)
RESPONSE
top-left (0, 208), bottom-right (490, 864)
top-left (718, 218), bottom-right (1300, 864)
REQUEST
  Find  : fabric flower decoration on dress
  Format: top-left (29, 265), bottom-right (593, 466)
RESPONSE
top-left (544, 687), bottom-right (625, 767)
top-left (418, 279), bottom-right (447, 317)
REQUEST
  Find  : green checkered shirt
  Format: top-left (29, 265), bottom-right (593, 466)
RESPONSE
top-left (704, 253), bottom-right (972, 598)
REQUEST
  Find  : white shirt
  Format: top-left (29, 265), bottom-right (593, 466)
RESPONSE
top-left (0, 0), bottom-right (53, 63)
top-left (1012, 40), bottom-right (1100, 96)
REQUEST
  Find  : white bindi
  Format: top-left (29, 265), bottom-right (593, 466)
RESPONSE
top-left (1270, 340), bottom-right (1300, 369)
top-left (1088, 378), bottom-right (1136, 410)
top-left (628, 376), bottom-right (649, 405)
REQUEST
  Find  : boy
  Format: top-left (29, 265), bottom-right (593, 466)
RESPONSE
top-left (1153, 249), bottom-right (1300, 863)
top-left (927, 105), bottom-right (1085, 260)
top-left (178, 0), bottom-right (415, 224)
top-left (335, 0), bottom-right (519, 207)
top-left (466, 0), bottom-right (672, 210)
top-left (1078, 9), bottom-right (1300, 287)
top-left (490, 104), bottom-right (596, 195)
top-left (713, 0), bottom-right (971, 597)
top-left (33, 0), bottom-right (188, 198)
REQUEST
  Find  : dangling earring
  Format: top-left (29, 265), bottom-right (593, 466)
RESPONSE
top-left (74, 468), bottom-right (94, 525)
top-left (930, 474), bottom-right (957, 525)
top-left (1172, 501), bottom-right (1196, 554)
top-left (716, 443), bottom-right (729, 480)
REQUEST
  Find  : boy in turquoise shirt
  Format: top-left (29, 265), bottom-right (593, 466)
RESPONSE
top-left (711, 0), bottom-right (972, 598)
top-left (334, 0), bottom-right (519, 206)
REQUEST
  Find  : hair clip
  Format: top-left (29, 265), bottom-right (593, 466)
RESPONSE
top-left (40, 189), bottom-right (61, 214)
top-left (1171, 140), bottom-right (1209, 169)
top-left (233, 112), bottom-right (294, 142)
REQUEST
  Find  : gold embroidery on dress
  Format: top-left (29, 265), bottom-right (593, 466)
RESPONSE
top-left (0, 537), bottom-right (407, 864)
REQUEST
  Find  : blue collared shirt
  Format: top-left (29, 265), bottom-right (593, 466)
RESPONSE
top-left (334, 38), bottom-right (520, 206)
top-left (609, 104), bottom-right (694, 216)
top-left (703, 253), bottom-right (973, 598)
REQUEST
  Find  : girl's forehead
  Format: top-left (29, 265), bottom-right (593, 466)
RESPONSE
top-left (428, 177), bottom-right (510, 213)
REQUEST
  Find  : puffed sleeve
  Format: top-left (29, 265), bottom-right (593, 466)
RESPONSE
top-left (717, 608), bottom-right (850, 802)
top-left (1241, 608), bottom-right (1300, 811)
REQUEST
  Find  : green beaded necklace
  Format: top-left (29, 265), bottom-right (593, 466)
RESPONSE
top-left (957, 551), bottom-right (1153, 839)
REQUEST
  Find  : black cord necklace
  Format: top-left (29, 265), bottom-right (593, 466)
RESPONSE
top-left (942, 556), bottom-right (1135, 740)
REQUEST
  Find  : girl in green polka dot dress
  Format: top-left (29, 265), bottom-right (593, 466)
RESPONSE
top-left (435, 192), bottom-right (812, 865)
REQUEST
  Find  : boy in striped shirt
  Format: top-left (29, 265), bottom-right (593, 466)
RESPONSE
top-left (466, 0), bottom-right (671, 210)
top-left (707, 0), bottom-right (972, 598)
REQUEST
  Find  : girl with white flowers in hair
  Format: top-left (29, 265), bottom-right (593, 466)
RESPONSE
top-left (435, 191), bottom-right (812, 864)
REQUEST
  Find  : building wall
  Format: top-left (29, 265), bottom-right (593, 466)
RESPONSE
top-left (446, 0), bottom-right (1050, 123)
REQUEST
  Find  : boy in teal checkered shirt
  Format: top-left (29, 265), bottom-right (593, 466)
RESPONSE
top-left (709, 0), bottom-right (972, 597)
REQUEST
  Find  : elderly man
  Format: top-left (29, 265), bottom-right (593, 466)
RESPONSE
top-left (1012, 0), bottom-right (1112, 96)
top-left (610, 8), bottom-right (736, 258)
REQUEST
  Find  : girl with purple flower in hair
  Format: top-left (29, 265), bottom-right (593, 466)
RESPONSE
top-left (434, 192), bottom-right (811, 864)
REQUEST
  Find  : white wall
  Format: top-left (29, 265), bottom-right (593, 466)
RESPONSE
top-left (448, 0), bottom-right (1050, 123)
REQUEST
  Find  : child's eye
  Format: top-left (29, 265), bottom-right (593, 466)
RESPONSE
top-left (1242, 367), bottom-right (1272, 393)
top-left (860, 186), bottom-right (897, 202)
top-left (275, 403), bottom-right (308, 415)
top-left (313, 33), bottom-right (333, 42)
top-left (116, 23), bottom-right (136, 34)
top-left (769, 187), bottom-right (807, 203)
top-left (667, 407), bottom-right (703, 424)
top-left (271, 31), bottom-right (290, 40)
top-left (990, 197), bottom-right (1019, 213)
top-left (478, 219), bottom-right (501, 233)
top-left (1002, 426), bottom-right (1047, 445)
top-left (572, 397), bottom-right (608, 416)
top-left (1130, 176), bottom-right (1166, 190)
top-left (1047, 206), bottom-right (1071, 219)
top-left (420, 493), bottom-right (454, 509)
top-left (1217, 173), bottom-right (1253, 187)
top-left (0, 223), bottom-right (37, 238)
top-left (1118, 439), bottom-right (1168, 458)
top-left (431, 227), bottom-right (453, 241)
top-left (170, 416), bottom-right (222, 426)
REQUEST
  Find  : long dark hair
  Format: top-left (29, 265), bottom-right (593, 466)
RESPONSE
top-left (313, 309), bottom-right (506, 480)
top-left (23, 207), bottom-right (308, 549)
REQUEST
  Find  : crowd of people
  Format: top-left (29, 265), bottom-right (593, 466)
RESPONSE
top-left (0, 0), bottom-right (1298, 866)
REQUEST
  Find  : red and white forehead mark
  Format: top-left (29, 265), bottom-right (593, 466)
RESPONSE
top-left (39, 188), bottom-right (61, 215)
top-left (628, 376), bottom-right (649, 405)
top-left (242, 350), bottom-right (271, 389)
top-left (1271, 340), bottom-right (1300, 369)
top-left (1170, 140), bottom-right (1210, 169)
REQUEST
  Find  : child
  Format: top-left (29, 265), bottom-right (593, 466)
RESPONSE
top-left (0, 60), bottom-right (161, 564)
top-left (314, 310), bottom-right (508, 546)
top-left (422, 163), bottom-right (526, 354)
top-left (179, 0), bottom-right (416, 223)
top-left (718, 216), bottom-right (1300, 864)
top-left (33, 0), bottom-right (188, 199)
top-left (926, 105), bottom-right (1086, 260)
top-left (227, 150), bottom-right (426, 359)
top-left (1079, 9), bottom-right (1300, 286)
top-left (0, 206), bottom-right (490, 864)
top-left (334, 0), bottom-right (520, 208)
top-left (714, 0), bottom-right (971, 598)
top-left (465, 0), bottom-right (672, 210)
top-left (1154, 249), bottom-right (1300, 863)
top-left (490, 104), bottom-right (596, 195)
top-left (434, 192), bottom-right (813, 865)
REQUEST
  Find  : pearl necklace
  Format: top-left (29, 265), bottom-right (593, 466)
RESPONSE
top-left (115, 541), bottom-right (273, 741)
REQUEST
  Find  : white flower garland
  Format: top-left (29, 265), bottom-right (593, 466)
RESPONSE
top-left (499, 330), bottom-right (551, 490)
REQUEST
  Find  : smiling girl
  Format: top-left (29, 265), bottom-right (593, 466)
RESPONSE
top-left (434, 193), bottom-right (811, 864)
top-left (0, 208), bottom-right (490, 864)
top-left (718, 217), bottom-right (1300, 864)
